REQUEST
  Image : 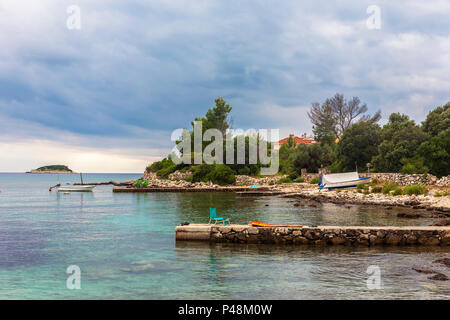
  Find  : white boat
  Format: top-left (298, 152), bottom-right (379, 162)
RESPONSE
top-left (57, 185), bottom-right (95, 192)
top-left (319, 171), bottom-right (370, 190)
top-left (50, 173), bottom-right (95, 192)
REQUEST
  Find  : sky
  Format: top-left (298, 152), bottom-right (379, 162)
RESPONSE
top-left (0, 0), bottom-right (449, 172)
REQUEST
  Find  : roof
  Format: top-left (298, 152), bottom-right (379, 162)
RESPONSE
top-left (278, 134), bottom-right (317, 145)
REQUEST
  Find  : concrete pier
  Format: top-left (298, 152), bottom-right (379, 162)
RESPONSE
top-left (175, 224), bottom-right (450, 246)
top-left (113, 187), bottom-right (270, 193)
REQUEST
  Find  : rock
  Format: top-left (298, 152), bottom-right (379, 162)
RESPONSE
top-left (433, 258), bottom-right (450, 268)
top-left (413, 267), bottom-right (435, 274)
top-left (432, 218), bottom-right (450, 226)
top-left (428, 273), bottom-right (449, 281)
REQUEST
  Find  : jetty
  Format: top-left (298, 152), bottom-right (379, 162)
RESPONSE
top-left (113, 187), bottom-right (270, 193)
top-left (175, 224), bottom-right (450, 246)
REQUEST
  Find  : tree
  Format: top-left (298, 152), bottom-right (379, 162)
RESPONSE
top-left (308, 100), bottom-right (337, 145)
top-left (418, 102), bottom-right (450, 177)
top-left (373, 113), bottom-right (428, 172)
top-left (193, 97), bottom-right (232, 135)
top-left (292, 143), bottom-right (335, 173)
top-left (337, 121), bottom-right (381, 171)
top-left (309, 93), bottom-right (381, 140)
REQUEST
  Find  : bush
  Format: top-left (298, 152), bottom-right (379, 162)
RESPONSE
top-left (288, 172), bottom-right (298, 181)
top-left (392, 187), bottom-right (403, 196)
top-left (191, 164), bottom-right (236, 185)
top-left (371, 186), bottom-right (382, 193)
top-left (184, 176), bottom-right (193, 182)
top-left (206, 164), bottom-right (236, 185)
top-left (142, 180), bottom-right (149, 188)
top-left (309, 178), bottom-right (319, 184)
top-left (382, 183), bottom-right (396, 194)
top-left (277, 177), bottom-right (290, 184)
top-left (295, 177), bottom-right (305, 183)
top-left (370, 178), bottom-right (379, 184)
top-left (135, 179), bottom-right (142, 187)
top-left (434, 191), bottom-right (449, 197)
top-left (156, 164), bottom-right (177, 178)
top-left (404, 184), bottom-right (428, 195)
top-left (357, 183), bottom-right (365, 190)
top-left (269, 181), bottom-right (275, 186)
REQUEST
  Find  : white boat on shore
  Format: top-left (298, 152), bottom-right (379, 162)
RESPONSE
top-left (319, 171), bottom-right (370, 190)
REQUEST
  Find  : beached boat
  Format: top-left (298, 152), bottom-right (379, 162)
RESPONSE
top-left (319, 171), bottom-right (370, 190)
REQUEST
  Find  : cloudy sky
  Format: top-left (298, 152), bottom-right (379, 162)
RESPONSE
top-left (0, 1), bottom-right (449, 172)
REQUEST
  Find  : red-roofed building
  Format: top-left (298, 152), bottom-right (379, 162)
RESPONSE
top-left (274, 134), bottom-right (318, 151)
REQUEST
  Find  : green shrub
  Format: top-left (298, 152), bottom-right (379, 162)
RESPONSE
top-left (237, 166), bottom-right (251, 175)
top-left (135, 179), bottom-right (142, 187)
top-left (184, 176), bottom-right (193, 182)
top-left (206, 164), bottom-right (236, 185)
top-left (191, 164), bottom-right (214, 182)
top-left (142, 180), bottom-right (149, 188)
top-left (288, 172), bottom-right (298, 181)
top-left (382, 183), bottom-right (396, 194)
top-left (268, 181), bottom-right (275, 186)
top-left (148, 158), bottom-right (174, 173)
top-left (156, 164), bottom-right (177, 178)
top-left (392, 187), bottom-right (403, 196)
top-left (295, 177), bottom-right (305, 183)
top-left (434, 191), bottom-right (449, 197)
top-left (357, 183), bottom-right (365, 190)
top-left (191, 164), bottom-right (236, 185)
top-left (277, 177), bottom-right (291, 184)
top-left (309, 178), bottom-right (319, 184)
top-left (371, 186), bottom-right (382, 193)
top-left (371, 178), bottom-right (379, 184)
top-left (404, 184), bottom-right (428, 195)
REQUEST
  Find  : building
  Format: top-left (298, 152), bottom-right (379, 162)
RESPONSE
top-left (273, 133), bottom-right (318, 151)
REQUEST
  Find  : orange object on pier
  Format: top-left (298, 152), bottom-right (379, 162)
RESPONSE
top-left (251, 221), bottom-right (303, 228)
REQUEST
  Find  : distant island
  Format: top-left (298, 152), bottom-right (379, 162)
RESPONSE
top-left (27, 165), bottom-right (75, 174)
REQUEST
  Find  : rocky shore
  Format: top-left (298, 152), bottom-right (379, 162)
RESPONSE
top-left (119, 171), bottom-right (450, 220)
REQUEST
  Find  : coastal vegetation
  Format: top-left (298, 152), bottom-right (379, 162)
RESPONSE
top-left (283, 96), bottom-right (449, 178)
top-left (146, 95), bottom-right (449, 185)
top-left (30, 165), bottom-right (73, 173)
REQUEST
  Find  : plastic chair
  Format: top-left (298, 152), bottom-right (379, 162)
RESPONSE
top-left (209, 208), bottom-right (230, 225)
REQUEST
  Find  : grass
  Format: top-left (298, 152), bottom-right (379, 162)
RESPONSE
top-left (295, 177), bottom-right (305, 183)
top-left (433, 191), bottom-right (449, 197)
top-left (309, 178), bottom-right (319, 184)
top-left (392, 187), bottom-right (403, 196)
top-left (371, 186), bottom-right (382, 193)
top-left (404, 184), bottom-right (428, 195)
top-left (382, 183), bottom-right (397, 195)
top-left (277, 177), bottom-right (290, 184)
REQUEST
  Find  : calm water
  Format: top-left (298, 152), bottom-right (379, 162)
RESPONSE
top-left (0, 173), bottom-right (448, 299)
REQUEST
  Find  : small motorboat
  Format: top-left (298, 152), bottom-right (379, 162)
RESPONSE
top-left (319, 171), bottom-right (370, 190)
top-left (56, 185), bottom-right (95, 192)
top-left (49, 173), bottom-right (95, 192)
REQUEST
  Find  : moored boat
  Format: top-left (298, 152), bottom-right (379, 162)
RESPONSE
top-left (56, 185), bottom-right (95, 192)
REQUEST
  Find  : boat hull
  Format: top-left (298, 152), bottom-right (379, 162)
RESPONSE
top-left (57, 185), bottom-right (95, 192)
top-left (320, 177), bottom-right (370, 190)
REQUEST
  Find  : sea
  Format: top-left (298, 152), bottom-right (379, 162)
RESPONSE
top-left (0, 173), bottom-right (448, 299)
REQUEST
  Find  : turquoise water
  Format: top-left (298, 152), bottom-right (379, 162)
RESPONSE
top-left (0, 173), bottom-right (448, 299)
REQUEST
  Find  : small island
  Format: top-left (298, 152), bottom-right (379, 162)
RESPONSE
top-left (27, 165), bottom-right (75, 174)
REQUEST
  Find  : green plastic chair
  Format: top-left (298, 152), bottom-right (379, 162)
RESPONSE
top-left (209, 208), bottom-right (230, 225)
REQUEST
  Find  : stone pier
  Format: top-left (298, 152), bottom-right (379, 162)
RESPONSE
top-left (175, 224), bottom-right (450, 246)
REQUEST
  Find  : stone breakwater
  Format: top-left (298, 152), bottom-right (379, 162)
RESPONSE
top-left (175, 224), bottom-right (450, 246)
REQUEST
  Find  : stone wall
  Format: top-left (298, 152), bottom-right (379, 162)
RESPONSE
top-left (363, 173), bottom-right (450, 187)
top-left (175, 224), bottom-right (450, 246)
